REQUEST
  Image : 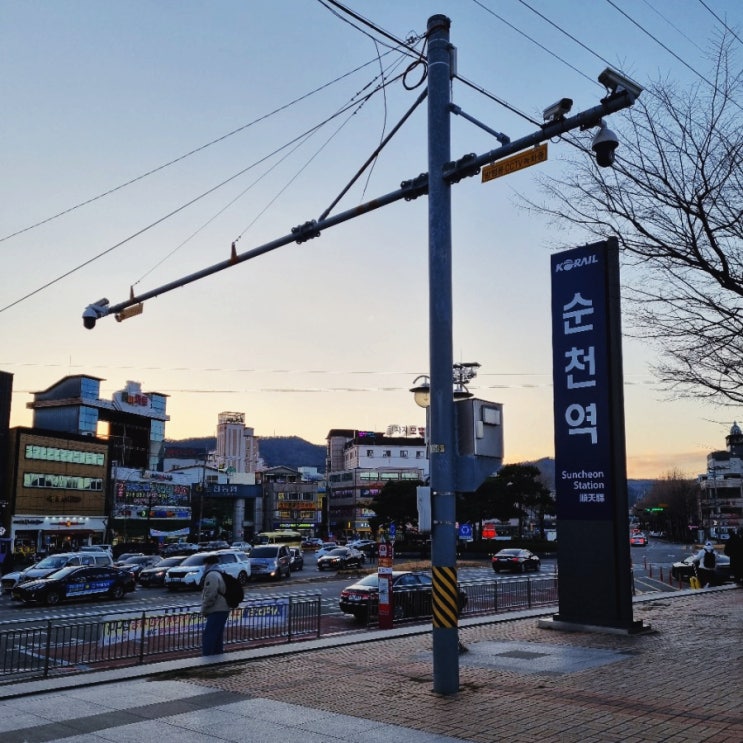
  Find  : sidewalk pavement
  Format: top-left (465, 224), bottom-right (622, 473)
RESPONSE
top-left (0, 586), bottom-right (740, 743)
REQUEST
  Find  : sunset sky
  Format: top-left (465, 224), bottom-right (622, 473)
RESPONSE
top-left (2, 1), bottom-right (741, 479)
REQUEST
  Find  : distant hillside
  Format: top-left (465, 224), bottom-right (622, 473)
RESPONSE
top-left (165, 435), bottom-right (325, 470)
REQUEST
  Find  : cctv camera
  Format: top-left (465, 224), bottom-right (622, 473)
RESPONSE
top-left (82, 308), bottom-right (98, 330)
top-left (598, 68), bottom-right (643, 101)
top-left (81, 298), bottom-right (109, 330)
top-left (543, 97), bottom-right (573, 123)
top-left (592, 120), bottom-right (618, 168)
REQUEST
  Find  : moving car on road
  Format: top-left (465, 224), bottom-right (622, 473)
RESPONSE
top-left (248, 545), bottom-right (291, 581)
top-left (2, 551), bottom-right (113, 594)
top-left (116, 555), bottom-right (162, 577)
top-left (317, 547), bottom-right (365, 571)
top-left (164, 550), bottom-right (251, 590)
top-left (11, 565), bottom-right (136, 606)
top-left (137, 556), bottom-right (186, 587)
top-left (288, 547), bottom-right (304, 571)
top-left (630, 532), bottom-right (649, 546)
top-left (491, 548), bottom-right (541, 573)
top-left (339, 570), bottom-right (468, 621)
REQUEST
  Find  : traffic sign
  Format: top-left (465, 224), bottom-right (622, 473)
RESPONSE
top-left (458, 524), bottom-right (473, 541)
top-left (481, 143), bottom-right (548, 182)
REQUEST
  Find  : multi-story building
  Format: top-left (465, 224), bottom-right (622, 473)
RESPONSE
top-left (698, 422), bottom-right (743, 540)
top-left (215, 411), bottom-right (260, 474)
top-left (259, 466), bottom-right (321, 535)
top-left (6, 427), bottom-right (110, 556)
top-left (27, 376), bottom-right (168, 471)
top-left (325, 429), bottom-right (427, 539)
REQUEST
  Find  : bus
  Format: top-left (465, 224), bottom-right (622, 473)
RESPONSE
top-left (255, 530), bottom-right (303, 546)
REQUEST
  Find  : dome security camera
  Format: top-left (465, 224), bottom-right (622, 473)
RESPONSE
top-left (81, 298), bottom-right (110, 330)
top-left (592, 120), bottom-right (618, 168)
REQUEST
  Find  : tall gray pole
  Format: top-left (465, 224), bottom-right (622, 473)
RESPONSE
top-left (427, 14), bottom-right (459, 696)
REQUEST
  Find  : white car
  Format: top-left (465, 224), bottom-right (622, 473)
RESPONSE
top-left (164, 550), bottom-right (251, 591)
top-left (315, 543), bottom-right (340, 559)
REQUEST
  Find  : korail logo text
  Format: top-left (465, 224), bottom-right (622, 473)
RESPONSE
top-left (554, 254), bottom-right (598, 273)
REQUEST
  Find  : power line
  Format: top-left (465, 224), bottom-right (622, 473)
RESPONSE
top-left (0, 54), bottom-right (394, 245)
top-left (0, 69), bottom-right (408, 316)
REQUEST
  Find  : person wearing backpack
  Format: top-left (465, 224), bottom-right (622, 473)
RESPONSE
top-left (200, 554), bottom-right (230, 655)
top-left (694, 541), bottom-right (717, 588)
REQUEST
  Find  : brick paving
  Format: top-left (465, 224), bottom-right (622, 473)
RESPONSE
top-left (172, 589), bottom-right (742, 743)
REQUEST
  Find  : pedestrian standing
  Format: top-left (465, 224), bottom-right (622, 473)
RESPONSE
top-left (201, 554), bottom-right (230, 655)
top-left (694, 541), bottom-right (717, 588)
top-left (724, 529), bottom-right (742, 584)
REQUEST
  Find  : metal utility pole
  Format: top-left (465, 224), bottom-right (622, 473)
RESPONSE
top-left (426, 14), bottom-right (459, 696)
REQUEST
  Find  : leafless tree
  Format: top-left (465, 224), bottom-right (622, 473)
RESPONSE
top-left (526, 33), bottom-right (743, 404)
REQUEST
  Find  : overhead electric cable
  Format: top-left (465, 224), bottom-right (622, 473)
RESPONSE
top-left (317, 0), bottom-right (421, 53)
top-left (0, 54), bottom-right (395, 245)
top-left (697, 0), bottom-right (743, 47)
top-left (0, 81), bottom-right (403, 316)
top-left (470, 0), bottom-right (597, 87)
top-left (604, 0), bottom-right (724, 91)
top-left (140, 51), bottom-right (413, 282)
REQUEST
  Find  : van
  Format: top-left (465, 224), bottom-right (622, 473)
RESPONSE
top-left (1, 551), bottom-right (114, 593)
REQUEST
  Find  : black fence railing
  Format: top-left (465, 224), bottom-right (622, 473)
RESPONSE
top-left (364, 574), bottom-right (559, 624)
top-left (0, 594), bottom-right (322, 683)
top-left (0, 574), bottom-right (559, 685)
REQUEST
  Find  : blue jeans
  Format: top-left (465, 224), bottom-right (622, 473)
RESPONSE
top-left (202, 611), bottom-right (229, 655)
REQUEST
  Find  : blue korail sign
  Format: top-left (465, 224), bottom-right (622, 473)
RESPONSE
top-left (551, 242), bottom-right (613, 521)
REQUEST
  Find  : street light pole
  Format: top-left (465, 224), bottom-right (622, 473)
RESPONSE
top-left (427, 14), bottom-right (460, 696)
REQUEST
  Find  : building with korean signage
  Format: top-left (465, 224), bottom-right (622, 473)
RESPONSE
top-left (27, 376), bottom-right (168, 472)
top-left (5, 428), bottom-right (110, 556)
top-left (325, 429), bottom-right (427, 539)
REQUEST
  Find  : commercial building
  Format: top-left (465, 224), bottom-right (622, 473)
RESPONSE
top-left (6, 427), bottom-right (110, 556)
top-left (259, 465), bottom-right (321, 534)
top-left (27, 376), bottom-right (168, 471)
top-left (698, 422), bottom-right (743, 540)
top-left (325, 429), bottom-right (427, 539)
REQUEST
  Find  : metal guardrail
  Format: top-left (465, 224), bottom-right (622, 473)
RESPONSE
top-left (0, 594), bottom-right (322, 683)
top-left (363, 574), bottom-right (559, 624)
top-left (0, 574), bottom-right (558, 684)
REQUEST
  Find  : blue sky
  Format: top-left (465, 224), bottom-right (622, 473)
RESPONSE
top-left (2, 1), bottom-right (741, 477)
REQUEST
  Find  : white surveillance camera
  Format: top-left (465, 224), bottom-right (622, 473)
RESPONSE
top-left (592, 120), bottom-right (619, 168)
top-left (598, 68), bottom-right (643, 101)
top-left (82, 298), bottom-right (110, 329)
top-left (543, 97), bottom-right (573, 123)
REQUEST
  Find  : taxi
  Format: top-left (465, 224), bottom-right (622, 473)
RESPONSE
top-left (12, 565), bottom-right (136, 606)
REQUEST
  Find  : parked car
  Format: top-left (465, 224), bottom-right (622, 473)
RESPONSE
top-left (315, 542), bottom-right (339, 558)
top-left (114, 552), bottom-right (146, 566)
top-left (161, 542), bottom-right (200, 557)
top-left (347, 539), bottom-right (378, 557)
top-left (288, 547), bottom-right (304, 571)
top-left (137, 556), bottom-right (186, 587)
top-left (11, 565), bottom-right (136, 606)
top-left (1, 551), bottom-right (114, 594)
top-left (630, 532), bottom-right (649, 546)
top-left (491, 548), bottom-right (541, 573)
top-left (248, 544), bottom-right (292, 580)
top-left (317, 547), bottom-right (365, 571)
top-left (116, 554), bottom-right (162, 577)
top-left (164, 550), bottom-right (251, 591)
top-left (199, 540), bottom-right (230, 551)
top-left (80, 544), bottom-right (113, 557)
top-left (339, 570), bottom-right (468, 621)
top-left (301, 537), bottom-right (324, 550)
top-left (671, 552), bottom-right (731, 584)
